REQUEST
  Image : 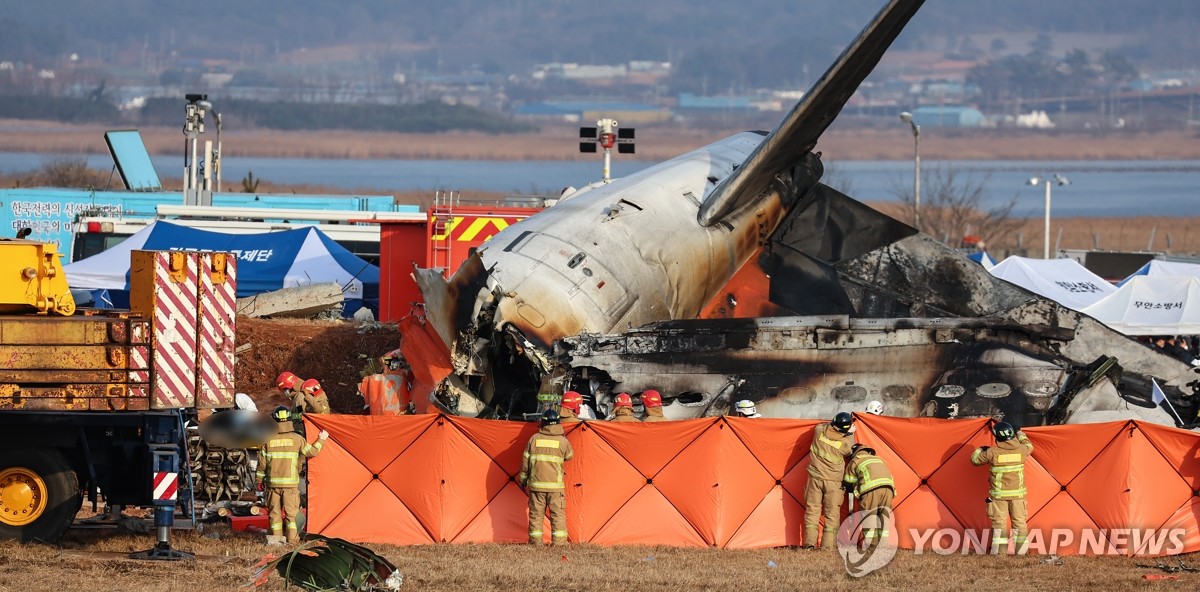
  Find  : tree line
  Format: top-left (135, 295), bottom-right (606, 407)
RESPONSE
top-left (0, 94), bottom-right (536, 134)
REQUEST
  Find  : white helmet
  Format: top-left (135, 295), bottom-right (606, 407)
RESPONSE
top-left (866, 400), bottom-right (884, 416)
top-left (734, 400), bottom-right (762, 418)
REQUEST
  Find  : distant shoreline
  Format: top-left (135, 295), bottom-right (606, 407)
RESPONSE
top-left (0, 119), bottom-right (1198, 163)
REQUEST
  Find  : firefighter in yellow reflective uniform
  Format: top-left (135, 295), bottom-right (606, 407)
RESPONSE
top-left (518, 409), bottom-right (575, 545)
top-left (842, 444), bottom-right (894, 547)
top-left (970, 421), bottom-right (1034, 554)
top-left (257, 406), bottom-right (328, 544)
top-left (804, 412), bottom-right (856, 549)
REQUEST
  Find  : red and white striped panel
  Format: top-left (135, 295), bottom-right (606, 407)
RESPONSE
top-left (129, 320), bottom-right (151, 387)
top-left (153, 471), bottom-right (179, 501)
top-left (150, 252), bottom-right (199, 409)
top-left (196, 253), bottom-right (237, 408)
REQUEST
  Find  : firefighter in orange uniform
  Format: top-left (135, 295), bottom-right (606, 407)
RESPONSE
top-left (843, 444), bottom-right (895, 547)
top-left (560, 391), bottom-right (584, 423)
top-left (296, 378), bottom-right (332, 414)
top-left (971, 422), bottom-right (1034, 554)
top-left (518, 409), bottom-right (575, 545)
top-left (257, 406), bottom-right (328, 544)
top-left (804, 412), bottom-right (856, 549)
top-left (610, 393), bottom-right (638, 422)
top-left (641, 390), bottom-right (667, 422)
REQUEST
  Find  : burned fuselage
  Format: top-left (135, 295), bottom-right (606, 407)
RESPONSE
top-left (555, 316), bottom-right (1133, 428)
top-left (407, 0), bottom-right (1198, 426)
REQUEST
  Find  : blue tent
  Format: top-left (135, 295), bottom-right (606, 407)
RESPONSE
top-left (63, 221), bottom-right (378, 316)
top-left (967, 251), bottom-right (996, 269)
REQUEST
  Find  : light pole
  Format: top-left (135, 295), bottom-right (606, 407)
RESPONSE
top-left (1028, 174), bottom-right (1070, 259)
top-left (899, 111), bottom-right (921, 229)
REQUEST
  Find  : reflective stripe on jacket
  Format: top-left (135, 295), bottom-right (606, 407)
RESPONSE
top-left (843, 453), bottom-right (894, 497)
top-left (808, 423), bottom-right (854, 481)
top-left (518, 424), bottom-right (574, 492)
top-left (256, 424), bottom-right (324, 488)
top-left (970, 433), bottom-right (1034, 499)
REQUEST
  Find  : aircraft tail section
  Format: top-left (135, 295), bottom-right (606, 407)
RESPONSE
top-left (699, 0), bottom-right (925, 227)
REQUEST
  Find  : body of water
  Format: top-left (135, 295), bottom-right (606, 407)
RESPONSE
top-left (1, 152), bottom-right (1197, 217)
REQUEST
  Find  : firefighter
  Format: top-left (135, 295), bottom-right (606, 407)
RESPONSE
top-left (560, 391), bottom-right (584, 423)
top-left (842, 444), bottom-right (894, 547)
top-left (733, 400), bottom-right (762, 418)
top-left (804, 412), bottom-right (856, 549)
top-left (518, 409), bottom-right (575, 545)
top-left (258, 406), bottom-right (328, 544)
top-left (971, 421), bottom-right (1034, 554)
top-left (297, 378), bottom-right (332, 414)
top-left (610, 393), bottom-right (638, 422)
top-left (276, 371), bottom-right (303, 402)
top-left (641, 390), bottom-right (666, 422)
top-left (865, 400), bottom-right (884, 416)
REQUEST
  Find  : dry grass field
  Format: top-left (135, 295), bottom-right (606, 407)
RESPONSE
top-left (2, 527), bottom-right (1197, 592)
top-left (2, 119), bottom-right (1199, 162)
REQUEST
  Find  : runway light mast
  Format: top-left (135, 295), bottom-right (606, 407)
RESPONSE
top-left (579, 118), bottom-right (636, 183)
top-left (1027, 174), bottom-right (1070, 259)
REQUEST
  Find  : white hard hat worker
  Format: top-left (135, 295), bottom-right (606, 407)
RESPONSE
top-left (733, 399), bottom-right (762, 418)
top-left (866, 400), bottom-right (884, 416)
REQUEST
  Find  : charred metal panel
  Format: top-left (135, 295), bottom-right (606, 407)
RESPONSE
top-left (762, 182), bottom-right (918, 316)
top-left (557, 316), bottom-right (1085, 427)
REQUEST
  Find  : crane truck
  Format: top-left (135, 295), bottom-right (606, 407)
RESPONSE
top-left (0, 239), bottom-right (236, 559)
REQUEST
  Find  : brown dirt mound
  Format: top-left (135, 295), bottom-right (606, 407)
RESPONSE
top-left (234, 317), bottom-right (400, 414)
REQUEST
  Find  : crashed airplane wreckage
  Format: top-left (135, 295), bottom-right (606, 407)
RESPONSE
top-left (409, 0), bottom-right (1197, 427)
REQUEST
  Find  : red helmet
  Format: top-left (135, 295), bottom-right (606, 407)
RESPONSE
top-left (614, 393), bottom-right (633, 408)
top-left (276, 372), bottom-right (300, 390)
top-left (301, 378), bottom-right (323, 394)
top-left (641, 390), bottom-right (662, 408)
top-left (561, 391), bottom-right (583, 411)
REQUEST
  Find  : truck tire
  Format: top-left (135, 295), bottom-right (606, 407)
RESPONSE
top-left (0, 448), bottom-right (81, 543)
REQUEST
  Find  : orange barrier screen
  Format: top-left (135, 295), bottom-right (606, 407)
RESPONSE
top-left (305, 414), bottom-right (1200, 555)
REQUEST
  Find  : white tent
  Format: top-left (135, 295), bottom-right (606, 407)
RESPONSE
top-left (989, 256), bottom-right (1116, 311)
top-left (1081, 276), bottom-right (1200, 335)
top-left (1119, 260), bottom-right (1200, 286)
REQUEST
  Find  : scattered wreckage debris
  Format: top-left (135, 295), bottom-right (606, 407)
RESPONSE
top-left (1136, 559), bottom-right (1200, 573)
top-left (237, 282), bottom-right (345, 318)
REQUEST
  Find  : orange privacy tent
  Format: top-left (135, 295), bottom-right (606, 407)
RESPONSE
top-left (305, 414), bottom-right (1200, 555)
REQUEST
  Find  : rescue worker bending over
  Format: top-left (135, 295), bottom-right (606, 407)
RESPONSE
top-left (258, 406), bottom-right (328, 544)
top-left (296, 378), bottom-right (332, 414)
top-left (804, 412), bottom-right (856, 549)
top-left (843, 444), bottom-right (894, 547)
top-left (560, 391), bottom-right (584, 423)
top-left (641, 390), bottom-right (666, 422)
top-left (733, 400), bottom-right (762, 418)
top-left (518, 409), bottom-right (575, 545)
top-left (610, 393), bottom-right (638, 422)
top-left (970, 421), bottom-right (1034, 555)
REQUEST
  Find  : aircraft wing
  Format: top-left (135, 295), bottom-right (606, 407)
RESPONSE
top-left (699, 0), bottom-right (925, 227)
